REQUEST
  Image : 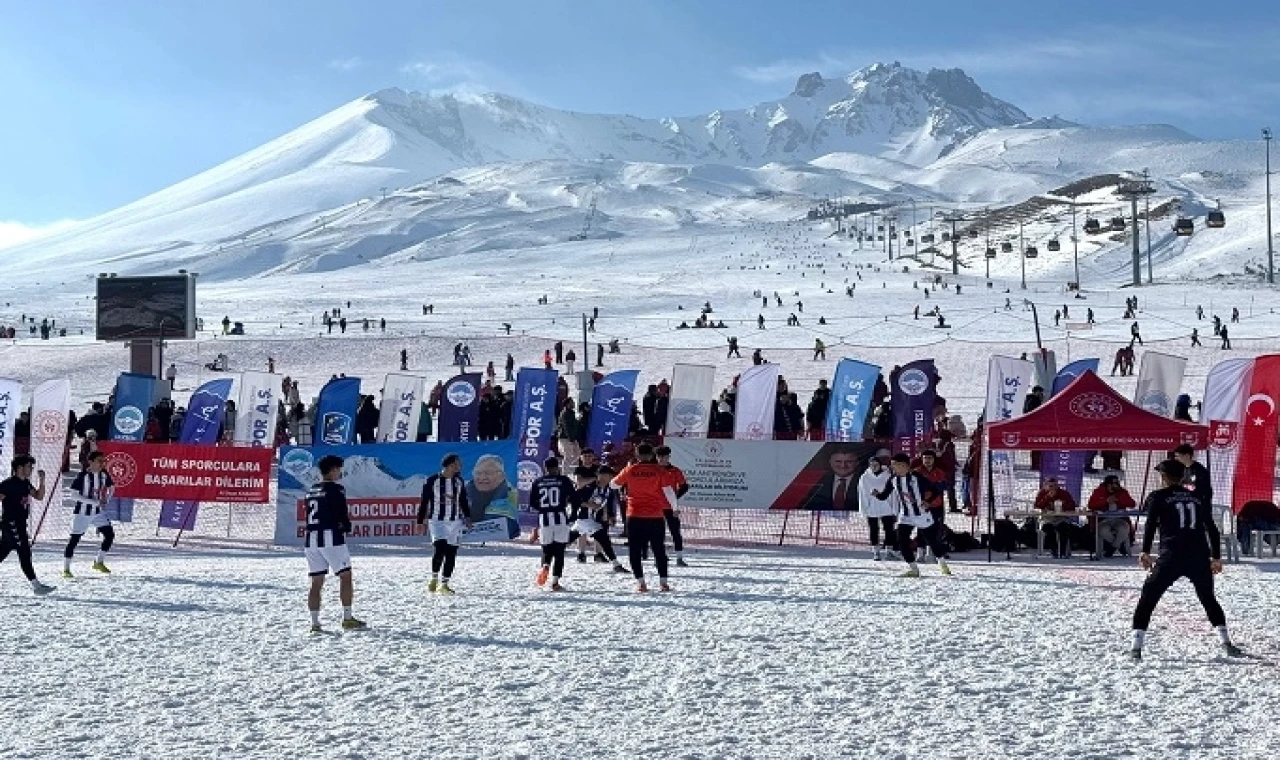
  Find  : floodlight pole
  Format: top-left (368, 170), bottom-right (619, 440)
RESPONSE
top-left (1070, 197), bottom-right (1081, 291)
top-left (1019, 220), bottom-right (1027, 290)
top-left (1144, 170), bottom-right (1153, 284)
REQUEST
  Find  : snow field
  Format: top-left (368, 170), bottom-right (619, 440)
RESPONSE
top-left (4, 542), bottom-right (1278, 759)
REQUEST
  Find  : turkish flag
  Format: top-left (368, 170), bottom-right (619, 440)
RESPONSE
top-left (1234, 355), bottom-right (1280, 508)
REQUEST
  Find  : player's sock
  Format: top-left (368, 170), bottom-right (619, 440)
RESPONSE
top-left (310, 609), bottom-right (321, 626)
top-left (1216, 626), bottom-right (1232, 645)
top-left (342, 606), bottom-right (354, 620)
top-left (96, 550), bottom-right (106, 564)
top-left (1132, 629), bottom-right (1146, 650)
top-left (63, 557), bottom-right (71, 573)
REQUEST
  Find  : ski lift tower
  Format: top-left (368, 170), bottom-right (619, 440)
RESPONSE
top-left (936, 209), bottom-right (980, 276)
top-left (1115, 176), bottom-right (1157, 287)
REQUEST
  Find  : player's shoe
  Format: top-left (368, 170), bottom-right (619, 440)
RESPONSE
top-left (309, 624), bottom-right (323, 635)
top-left (536, 566), bottom-right (550, 586)
top-left (873, 548), bottom-right (882, 561)
top-left (659, 582), bottom-right (673, 592)
top-left (1128, 649), bottom-right (1143, 662)
top-left (436, 583), bottom-right (455, 595)
top-left (61, 569), bottom-right (73, 579)
top-left (31, 582), bottom-right (55, 596)
top-left (341, 617), bottom-right (368, 631)
top-left (92, 561), bottom-right (111, 574)
top-left (899, 566), bottom-right (921, 578)
top-left (612, 564), bottom-right (628, 573)
top-left (938, 559), bottom-right (953, 576)
top-left (550, 582), bottom-right (566, 592)
top-left (886, 549), bottom-right (903, 561)
top-left (577, 554), bottom-right (587, 564)
top-left (675, 558), bottom-right (689, 568)
top-left (593, 554), bottom-right (608, 564)
top-left (1222, 642), bottom-right (1246, 658)
top-left (427, 579), bottom-right (439, 593)
top-left (636, 581), bottom-right (649, 593)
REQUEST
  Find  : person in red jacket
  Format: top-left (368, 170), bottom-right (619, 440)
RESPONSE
top-left (912, 450), bottom-right (948, 537)
top-left (1087, 475), bottom-right (1137, 557)
top-left (1034, 478), bottom-right (1079, 558)
top-left (933, 431), bottom-right (960, 512)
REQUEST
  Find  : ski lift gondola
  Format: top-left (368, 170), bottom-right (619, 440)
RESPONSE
top-left (1084, 218), bottom-right (1102, 234)
top-left (906, 237), bottom-right (915, 247)
top-left (1047, 238), bottom-right (1061, 252)
top-left (1025, 246), bottom-right (1039, 259)
top-left (921, 233), bottom-right (935, 244)
top-left (1109, 216), bottom-right (1126, 231)
top-left (1174, 217), bottom-right (1195, 236)
top-left (941, 232), bottom-right (951, 242)
top-left (968, 228), bottom-right (979, 239)
top-left (985, 247), bottom-right (997, 259)
top-left (1001, 241), bottom-right (1014, 253)
top-left (1206, 209), bottom-right (1226, 228)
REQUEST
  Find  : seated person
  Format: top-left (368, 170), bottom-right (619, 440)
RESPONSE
top-left (1034, 477), bottom-right (1079, 558)
top-left (1086, 475), bottom-right (1136, 557)
top-left (1237, 500), bottom-right (1280, 554)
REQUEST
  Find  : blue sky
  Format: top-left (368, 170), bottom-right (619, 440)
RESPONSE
top-left (1, 0), bottom-right (1277, 239)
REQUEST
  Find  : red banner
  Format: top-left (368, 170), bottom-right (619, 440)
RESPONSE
top-left (98, 443), bottom-right (273, 504)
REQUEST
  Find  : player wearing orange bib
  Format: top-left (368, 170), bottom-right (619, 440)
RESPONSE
top-left (611, 443), bottom-right (678, 592)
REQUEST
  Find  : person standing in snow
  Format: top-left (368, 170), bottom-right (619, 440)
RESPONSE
top-left (416, 454), bottom-right (471, 594)
top-left (858, 451), bottom-right (898, 561)
top-left (62, 452), bottom-right (115, 577)
top-left (873, 454), bottom-right (951, 578)
top-left (304, 455), bottom-right (365, 633)
top-left (656, 445), bottom-right (689, 568)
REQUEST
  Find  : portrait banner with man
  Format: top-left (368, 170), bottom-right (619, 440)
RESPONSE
top-left (665, 438), bottom-right (881, 510)
top-left (273, 440), bottom-right (521, 545)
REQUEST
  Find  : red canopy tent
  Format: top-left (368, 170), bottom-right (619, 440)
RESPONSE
top-left (986, 370), bottom-right (1208, 451)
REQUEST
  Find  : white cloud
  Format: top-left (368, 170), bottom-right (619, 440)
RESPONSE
top-left (0, 220), bottom-right (78, 250)
top-left (397, 53), bottom-right (534, 101)
top-left (328, 56), bottom-right (364, 72)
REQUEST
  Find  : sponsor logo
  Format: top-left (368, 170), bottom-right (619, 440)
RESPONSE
top-left (321, 413), bottom-right (352, 445)
top-left (1067, 392), bottom-right (1123, 421)
top-left (281, 449), bottom-right (315, 481)
top-left (1210, 421), bottom-right (1238, 449)
top-left (704, 440), bottom-right (724, 457)
top-left (898, 368), bottom-right (930, 396)
top-left (33, 410), bottom-right (65, 442)
top-left (1138, 390), bottom-right (1171, 416)
top-left (1179, 432), bottom-right (1201, 447)
top-left (517, 460), bottom-right (543, 492)
top-left (1002, 433), bottom-right (1021, 447)
top-left (672, 400), bottom-right (706, 431)
top-left (103, 451), bottom-right (138, 488)
top-left (446, 380), bottom-right (477, 408)
top-left (746, 422), bottom-right (766, 439)
top-left (114, 405), bottom-right (145, 436)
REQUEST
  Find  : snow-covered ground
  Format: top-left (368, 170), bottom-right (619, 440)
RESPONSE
top-left (5, 541), bottom-right (1278, 759)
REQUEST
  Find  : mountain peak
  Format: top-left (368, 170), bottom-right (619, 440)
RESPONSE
top-left (792, 72), bottom-right (826, 98)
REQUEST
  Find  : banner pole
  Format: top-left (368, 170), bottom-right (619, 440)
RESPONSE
top-left (812, 511), bottom-right (821, 546)
top-left (778, 510), bottom-right (790, 547)
top-left (987, 446), bottom-right (996, 563)
top-left (172, 501), bottom-right (198, 548)
top-left (29, 487), bottom-right (59, 547)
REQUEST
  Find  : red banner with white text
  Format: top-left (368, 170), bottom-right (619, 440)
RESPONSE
top-left (98, 443), bottom-right (273, 504)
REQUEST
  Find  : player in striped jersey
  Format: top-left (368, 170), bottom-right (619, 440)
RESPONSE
top-left (416, 453), bottom-right (471, 594)
top-left (304, 455), bottom-right (365, 632)
top-left (873, 453), bottom-right (952, 577)
top-left (62, 451), bottom-right (115, 577)
top-left (570, 465), bottom-right (627, 573)
top-left (529, 457), bottom-right (575, 590)
top-left (655, 446), bottom-right (690, 567)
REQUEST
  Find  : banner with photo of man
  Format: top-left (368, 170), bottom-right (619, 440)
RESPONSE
top-left (665, 438), bottom-right (880, 510)
top-left (275, 440), bottom-right (520, 545)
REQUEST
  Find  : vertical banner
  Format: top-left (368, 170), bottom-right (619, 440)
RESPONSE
top-left (665, 364), bottom-right (717, 438)
top-left (1233, 355), bottom-right (1280, 509)
top-left (378, 373), bottom-right (425, 442)
top-left (438, 373), bottom-right (482, 443)
top-left (110, 372), bottom-right (156, 442)
top-left (1043, 359), bottom-right (1099, 502)
top-left (825, 358), bottom-right (881, 442)
top-left (734, 363), bottom-right (781, 440)
top-left (158, 378), bottom-right (234, 530)
top-left (891, 359), bottom-right (937, 455)
top-left (982, 356), bottom-right (1035, 514)
top-left (1134, 352), bottom-right (1188, 416)
top-left (28, 379), bottom-right (70, 535)
top-left (1203, 358), bottom-right (1254, 511)
top-left (315, 376), bottom-right (362, 445)
top-left (234, 371), bottom-right (279, 448)
top-left (0, 377), bottom-right (19, 466)
top-left (586, 369), bottom-right (640, 453)
top-left (512, 368), bottom-right (558, 507)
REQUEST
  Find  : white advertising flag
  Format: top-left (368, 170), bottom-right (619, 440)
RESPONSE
top-left (1133, 352), bottom-right (1187, 417)
top-left (666, 364), bottom-right (717, 438)
top-left (28, 378), bottom-right (70, 536)
top-left (733, 364), bottom-right (780, 441)
top-left (235, 372), bottom-right (280, 447)
top-left (379, 373), bottom-right (425, 442)
top-left (0, 377), bottom-right (20, 466)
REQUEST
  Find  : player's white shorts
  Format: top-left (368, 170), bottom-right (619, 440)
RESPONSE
top-left (71, 512), bottom-right (111, 535)
top-left (306, 544), bottom-right (352, 576)
top-left (429, 519), bottom-right (464, 545)
top-left (571, 518), bottom-right (602, 536)
top-left (539, 523), bottom-right (571, 545)
top-left (899, 513), bottom-right (934, 530)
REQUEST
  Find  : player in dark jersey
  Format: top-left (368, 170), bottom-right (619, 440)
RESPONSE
top-left (570, 465), bottom-right (627, 573)
top-left (529, 457), bottom-right (576, 590)
top-left (1129, 459), bottom-right (1241, 661)
top-left (0, 455), bottom-right (55, 595)
top-left (655, 446), bottom-right (690, 567)
top-left (304, 455), bottom-right (364, 632)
